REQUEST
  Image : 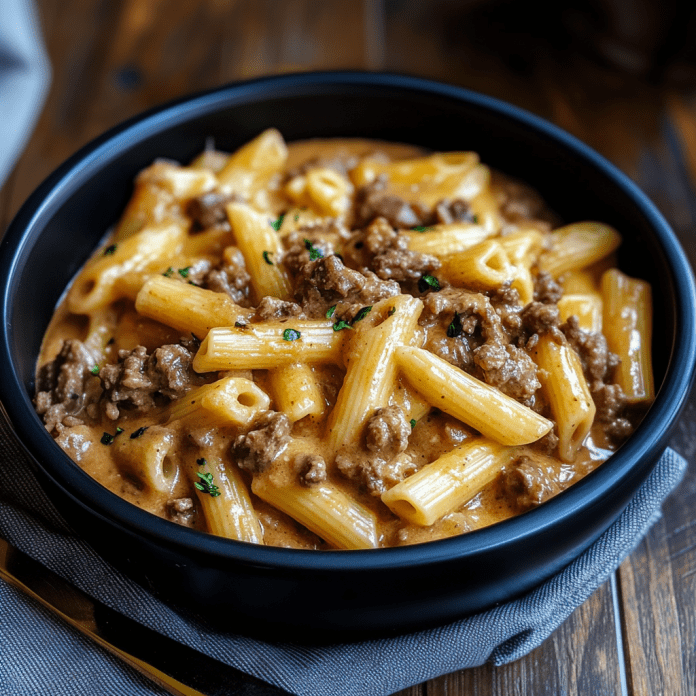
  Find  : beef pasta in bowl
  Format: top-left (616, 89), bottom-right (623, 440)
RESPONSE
top-left (1, 73), bottom-right (693, 636)
top-left (35, 130), bottom-right (653, 551)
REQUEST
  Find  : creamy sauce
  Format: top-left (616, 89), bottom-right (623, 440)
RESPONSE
top-left (36, 136), bottom-right (641, 549)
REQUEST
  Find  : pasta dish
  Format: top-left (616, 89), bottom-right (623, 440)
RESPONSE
top-left (34, 130), bottom-right (653, 549)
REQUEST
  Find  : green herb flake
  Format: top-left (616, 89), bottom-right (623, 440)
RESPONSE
top-left (115, 427), bottom-right (124, 436)
top-left (178, 266), bottom-right (191, 278)
top-left (472, 214), bottom-right (479, 224)
top-left (89, 365), bottom-right (100, 375)
top-left (234, 321), bottom-right (247, 329)
top-left (388, 306), bottom-right (396, 316)
top-left (447, 311), bottom-right (463, 338)
top-left (353, 306), bottom-right (372, 322)
top-left (304, 239), bottom-right (324, 261)
top-left (283, 328), bottom-right (301, 341)
top-left (418, 274), bottom-right (441, 293)
top-left (100, 432), bottom-right (115, 445)
top-left (194, 471), bottom-right (221, 498)
top-left (294, 213), bottom-right (299, 222)
top-left (412, 225), bottom-right (432, 233)
top-left (103, 244), bottom-right (117, 256)
top-left (332, 320), bottom-right (353, 332)
top-left (270, 213), bottom-right (286, 231)
top-left (326, 305), bottom-right (337, 319)
top-left (262, 250), bottom-right (274, 265)
top-left (130, 426), bottom-right (149, 439)
top-left (163, 267), bottom-right (175, 277)
top-left (410, 419), bottom-right (417, 429)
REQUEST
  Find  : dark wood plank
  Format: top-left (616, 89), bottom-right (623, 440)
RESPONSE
top-left (413, 580), bottom-right (623, 696)
top-left (617, 519), bottom-right (687, 695)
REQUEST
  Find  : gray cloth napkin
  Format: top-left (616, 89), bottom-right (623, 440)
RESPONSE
top-left (0, 409), bottom-right (687, 696)
top-left (0, 0), bottom-right (50, 188)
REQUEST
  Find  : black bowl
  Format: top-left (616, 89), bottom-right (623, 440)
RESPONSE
top-left (1, 72), bottom-right (695, 640)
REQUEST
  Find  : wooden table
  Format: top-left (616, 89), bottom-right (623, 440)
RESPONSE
top-left (3, 1), bottom-right (696, 693)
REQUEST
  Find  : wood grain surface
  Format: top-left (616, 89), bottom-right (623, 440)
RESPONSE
top-left (2, 1), bottom-right (695, 694)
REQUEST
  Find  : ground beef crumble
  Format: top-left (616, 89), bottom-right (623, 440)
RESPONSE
top-left (35, 340), bottom-right (102, 434)
top-left (345, 217), bottom-right (440, 282)
top-left (100, 344), bottom-right (197, 419)
top-left (231, 411), bottom-right (291, 474)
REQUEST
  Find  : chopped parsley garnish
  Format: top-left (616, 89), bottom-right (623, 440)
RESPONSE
top-left (472, 214), bottom-right (479, 224)
top-left (332, 320), bottom-right (352, 332)
top-left (234, 321), bottom-right (247, 328)
top-left (410, 419), bottom-right (417, 429)
top-left (163, 267), bottom-right (175, 277)
top-left (283, 328), bottom-right (301, 341)
top-left (188, 280), bottom-right (200, 287)
top-left (90, 365), bottom-right (100, 375)
top-left (412, 225), bottom-right (432, 232)
top-left (326, 305), bottom-right (336, 319)
top-left (178, 267), bottom-right (191, 278)
top-left (270, 213), bottom-right (285, 231)
top-left (304, 239), bottom-right (324, 260)
top-left (418, 274), bottom-right (441, 293)
top-left (353, 306), bottom-right (372, 322)
top-left (388, 306), bottom-right (396, 316)
top-left (101, 428), bottom-right (124, 445)
top-left (294, 213), bottom-right (299, 222)
top-left (447, 311), bottom-right (463, 338)
top-left (103, 244), bottom-right (117, 256)
top-left (130, 426), bottom-right (149, 439)
top-left (262, 250), bottom-right (274, 265)
top-left (194, 471), bottom-right (221, 498)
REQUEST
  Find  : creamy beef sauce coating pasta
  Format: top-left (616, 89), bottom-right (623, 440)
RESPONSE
top-left (34, 130), bottom-right (654, 549)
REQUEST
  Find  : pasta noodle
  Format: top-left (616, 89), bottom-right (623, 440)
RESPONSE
top-left (34, 132), bottom-right (653, 549)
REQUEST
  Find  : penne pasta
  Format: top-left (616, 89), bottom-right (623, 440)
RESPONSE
top-left (325, 295), bottom-right (422, 452)
top-left (439, 239), bottom-right (515, 291)
top-left (396, 346), bottom-right (553, 446)
top-left (252, 474), bottom-right (378, 550)
top-left (188, 456), bottom-right (263, 544)
top-left (135, 275), bottom-right (252, 338)
top-left (531, 334), bottom-right (596, 462)
top-left (270, 363), bottom-right (326, 421)
top-left (167, 375), bottom-right (270, 426)
top-left (538, 222), bottom-right (622, 278)
top-left (226, 202), bottom-right (292, 301)
top-left (193, 321), bottom-right (344, 372)
top-left (67, 222), bottom-right (187, 314)
top-left (382, 439), bottom-right (514, 526)
top-left (403, 222), bottom-right (492, 256)
top-left (216, 128), bottom-right (288, 201)
top-left (558, 293), bottom-right (603, 332)
top-left (601, 269), bottom-right (654, 404)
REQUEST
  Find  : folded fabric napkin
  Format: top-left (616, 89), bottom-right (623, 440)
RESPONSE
top-left (0, 406), bottom-right (687, 696)
top-left (0, 0), bottom-right (50, 188)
